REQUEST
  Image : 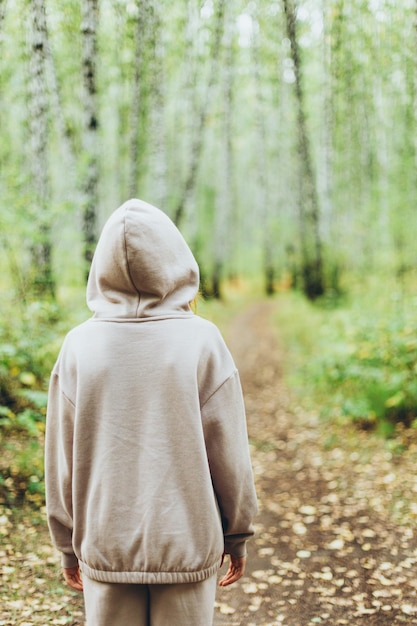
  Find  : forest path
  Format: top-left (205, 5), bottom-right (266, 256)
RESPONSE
top-left (213, 299), bottom-right (417, 626)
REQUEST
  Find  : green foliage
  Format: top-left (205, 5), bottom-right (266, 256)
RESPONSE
top-left (275, 281), bottom-right (417, 437)
top-left (1, 436), bottom-right (45, 506)
top-left (0, 298), bottom-right (67, 507)
top-left (312, 316), bottom-right (417, 435)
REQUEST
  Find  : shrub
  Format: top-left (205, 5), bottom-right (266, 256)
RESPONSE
top-left (0, 299), bottom-right (64, 506)
top-left (309, 314), bottom-right (417, 435)
top-left (275, 286), bottom-right (417, 438)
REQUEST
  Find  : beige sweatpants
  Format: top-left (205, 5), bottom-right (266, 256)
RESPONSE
top-left (83, 574), bottom-right (217, 626)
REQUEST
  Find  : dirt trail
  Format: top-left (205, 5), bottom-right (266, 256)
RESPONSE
top-left (214, 300), bottom-right (417, 626)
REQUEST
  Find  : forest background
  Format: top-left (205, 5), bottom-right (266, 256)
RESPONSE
top-left (1, 0), bottom-right (417, 506)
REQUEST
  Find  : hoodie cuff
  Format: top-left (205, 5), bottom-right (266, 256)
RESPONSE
top-left (224, 539), bottom-right (247, 558)
top-left (61, 552), bottom-right (79, 569)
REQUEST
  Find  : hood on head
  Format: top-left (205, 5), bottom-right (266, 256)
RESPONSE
top-left (86, 199), bottom-right (200, 319)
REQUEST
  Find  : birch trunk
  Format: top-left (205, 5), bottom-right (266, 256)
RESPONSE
top-left (46, 31), bottom-right (77, 176)
top-left (320, 0), bottom-right (333, 242)
top-left (253, 20), bottom-right (274, 295)
top-left (282, 0), bottom-right (324, 299)
top-left (147, 0), bottom-right (167, 208)
top-left (212, 3), bottom-right (235, 298)
top-left (81, 0), bottom-right (99, 275)
top-left (128, 0), bottom-right (147, 198)
top-left (173, 0), bottom-right (226, 228)
top-left (28, 0), bottom-right (55, 296)
top-left (172, 0), bottom-right (198, 227)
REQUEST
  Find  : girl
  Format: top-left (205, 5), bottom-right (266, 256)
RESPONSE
top-left (45, 198), bottom-right (257, 626)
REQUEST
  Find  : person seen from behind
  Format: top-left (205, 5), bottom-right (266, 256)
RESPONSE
top-left (45, 198), bottom-right (258, 625)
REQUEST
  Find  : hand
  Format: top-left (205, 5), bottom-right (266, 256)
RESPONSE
top-left (63, 565), bottom-right (83, 592)
top-left (218, 554), bottom-right (246, 587)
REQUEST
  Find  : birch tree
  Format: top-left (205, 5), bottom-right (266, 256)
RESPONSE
top-left (212, 2), bottom-right (235, 298)
top-left (173, 0), bottom-right (226, 227)
top-left (45, 27), bottom-right (77, 176)
top-left (252, 15), bottom-right (275, 295)
top-left (128, 0), bottom-right (147, 198)
top-left (282, 0), bottom-right (324, 299)
top-left (28, 0), bottom-right (55, 296)
top-left (81, 0), bottom-right (99, 275)
top-left (146, 0), bottom-right (167, 208)
top-left (320, 0), bottom-right (334, 242)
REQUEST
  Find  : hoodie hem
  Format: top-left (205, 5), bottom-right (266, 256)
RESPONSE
top-left (79, 559), bottom-right (222, 584)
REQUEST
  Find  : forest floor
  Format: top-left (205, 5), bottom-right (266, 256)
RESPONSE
top-left (213, 299), bottom-right (417, 626)
top-left (2, 298), bottom-right (417, 625)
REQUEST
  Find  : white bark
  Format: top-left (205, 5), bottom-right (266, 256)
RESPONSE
top-left (252, 21), bottom-right (274, 293)
top-left (147, 0), bottom-right (167, 208)
top-left (81, 0), bottom-right (99, 270)
top-left (213, 1), bottom-right (235, 295)
top-left (29, 0), bottom-right (48, 206)
top-left (174, 0), bottom-right (226, 227)
top-left (282, 0), bottom-right (324, 298)
top-left (28, 0), bottom-right (54, 294)
top-left (128, 0), bottom-right (146, 198)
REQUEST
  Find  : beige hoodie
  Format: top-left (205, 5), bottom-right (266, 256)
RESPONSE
top-left (45, 198), bottom-right (257, 584)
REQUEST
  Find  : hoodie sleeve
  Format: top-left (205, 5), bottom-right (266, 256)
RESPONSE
top-left (45, 370), bottom-right (78, 569)
top-left (201, 370), bottom-right (258, 557)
